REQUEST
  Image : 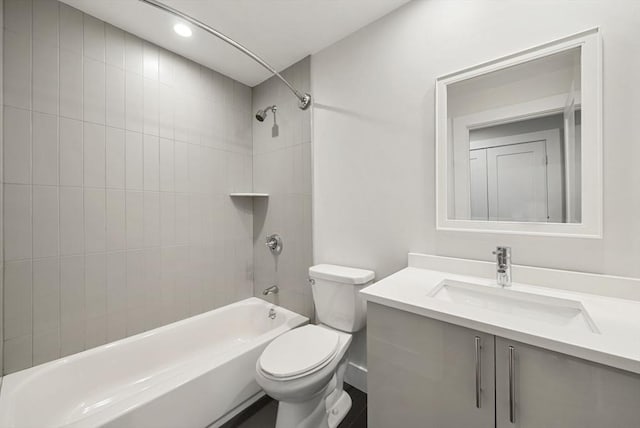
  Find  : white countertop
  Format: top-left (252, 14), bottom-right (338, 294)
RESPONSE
top-left (361, 264), bottom-right (640, 374)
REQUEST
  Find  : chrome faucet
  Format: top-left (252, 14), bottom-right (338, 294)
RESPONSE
top-left (262, 285), bottom-right (279, 296)
top-left (493, 246), bottom-right (512, 287)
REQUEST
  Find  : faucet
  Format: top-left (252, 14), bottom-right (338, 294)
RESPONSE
top-left (493, 246), bottom-right (512, 287)
top-left (262, 285), bottom-right (279, 296)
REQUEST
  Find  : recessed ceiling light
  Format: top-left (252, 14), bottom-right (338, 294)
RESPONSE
top-left (174, 23), bottom-right (192, 38)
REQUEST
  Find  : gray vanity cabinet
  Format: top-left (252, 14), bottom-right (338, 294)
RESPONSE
top-left (367, 303), bottom-right (496, 428)
top-left (495, 337), bottom-right (640, 428)
top-left (368, 303), bottom-right (640, 428)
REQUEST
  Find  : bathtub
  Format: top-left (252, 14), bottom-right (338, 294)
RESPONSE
top-left (0, 297), bottom-right (307, 428)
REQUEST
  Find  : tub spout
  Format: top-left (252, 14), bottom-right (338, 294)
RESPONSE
top-left (262, 285), bottom-right (279, 296)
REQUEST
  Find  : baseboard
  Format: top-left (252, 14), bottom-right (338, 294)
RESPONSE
top-left (345, 361), bottom-right (367, 393)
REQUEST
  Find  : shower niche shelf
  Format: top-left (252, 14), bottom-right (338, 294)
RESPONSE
top-left (229, 193), bottom-right (269, 198)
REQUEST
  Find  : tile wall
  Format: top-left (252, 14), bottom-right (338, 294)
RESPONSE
top-left (2, 0), bottom-right (253, 373)
top-left (252, 57), bottom-right (313, 319)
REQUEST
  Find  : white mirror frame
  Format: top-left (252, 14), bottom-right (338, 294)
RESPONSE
top-left (436, 28), bottom-right (602, 238)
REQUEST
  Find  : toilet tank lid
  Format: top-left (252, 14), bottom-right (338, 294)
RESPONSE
top-left (309, 264), bottom-right (375, 285)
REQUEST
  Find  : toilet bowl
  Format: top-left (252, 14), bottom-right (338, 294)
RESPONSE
top-left (255, 264), bottom-right (374, 428)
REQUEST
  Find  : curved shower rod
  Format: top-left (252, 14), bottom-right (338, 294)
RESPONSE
top-left (138, 0), bottom-right (312, 110)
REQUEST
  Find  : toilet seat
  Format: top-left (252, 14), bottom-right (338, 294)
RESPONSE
top-left (259, 325), bottom-right (340, 380)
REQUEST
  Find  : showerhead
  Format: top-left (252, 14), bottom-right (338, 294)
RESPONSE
top-left (255, 105), bottom-right (276, 122)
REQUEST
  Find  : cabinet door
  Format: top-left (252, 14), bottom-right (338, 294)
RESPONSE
top-left (367, 303), bottom-right (495, 428)
top-left (496, 337), bottom-right (640, 428)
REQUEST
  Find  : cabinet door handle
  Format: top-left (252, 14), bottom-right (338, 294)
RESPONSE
top-left (474, 336), bottom-right (481, 408)
top-left (508, 345), bottom-right (516, 424)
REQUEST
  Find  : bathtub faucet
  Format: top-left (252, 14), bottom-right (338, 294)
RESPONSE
top-left (263, 285), bottom-right (279, 296)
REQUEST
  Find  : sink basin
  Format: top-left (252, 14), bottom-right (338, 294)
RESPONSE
top-left (428, 280), bottom-right (600, 333)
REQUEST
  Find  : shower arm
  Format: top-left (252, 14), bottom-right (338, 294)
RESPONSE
top-left (138, 0), bottom-right (312, 110)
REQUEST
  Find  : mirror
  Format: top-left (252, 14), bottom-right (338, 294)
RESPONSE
top-left (436, 29), bottom-right (602, 237)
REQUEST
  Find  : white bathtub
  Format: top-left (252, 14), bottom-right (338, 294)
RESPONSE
top-left (0, 297), bottom-right (307, 428)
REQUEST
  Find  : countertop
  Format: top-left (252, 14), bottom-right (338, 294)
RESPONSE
top-left (361, 265), bottom-right (640, 374)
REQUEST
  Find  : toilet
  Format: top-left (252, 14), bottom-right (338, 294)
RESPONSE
top-left (255, 264), bottom-right (374, 428)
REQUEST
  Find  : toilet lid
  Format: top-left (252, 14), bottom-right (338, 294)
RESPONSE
top-left (259, 325), bottom-right (340, 379)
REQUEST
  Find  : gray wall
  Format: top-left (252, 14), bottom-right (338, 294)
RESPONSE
top-left (312, 0), bottom-right (640, 378)
top-left (2, 0), bottom-right (253, 373)
top-left (252, 57), bottom-right (313, 319)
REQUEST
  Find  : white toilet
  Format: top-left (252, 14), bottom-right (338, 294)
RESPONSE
top-left (255, 264), bottom-right (374, 428)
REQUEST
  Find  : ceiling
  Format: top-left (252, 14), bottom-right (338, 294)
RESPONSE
top-left (61, 0), bottom-right (411, 87)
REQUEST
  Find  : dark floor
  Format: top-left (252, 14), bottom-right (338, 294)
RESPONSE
top-left (222, 384), bottom-right (367, 428)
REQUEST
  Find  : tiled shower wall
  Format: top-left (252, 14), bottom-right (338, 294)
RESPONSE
top-left (3, 0), bottom-right (253, 373)
top-left (252, 57), bottom-right (313, 319)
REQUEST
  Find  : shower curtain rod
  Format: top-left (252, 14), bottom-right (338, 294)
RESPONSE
top-left (138, 0), bottom-right (312, 110)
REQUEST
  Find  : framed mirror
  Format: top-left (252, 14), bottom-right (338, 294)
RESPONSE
top-left (436, 28), bottom-right (602, 237)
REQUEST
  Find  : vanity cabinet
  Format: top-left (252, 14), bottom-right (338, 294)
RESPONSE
top-left (367, 303), bottom-right (640, 428)
top-left (367, 303), bottom-right (495, 428)
top-left (495, 337), bottom-right (640, 428)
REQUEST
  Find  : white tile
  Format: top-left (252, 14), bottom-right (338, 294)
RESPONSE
top-left (5, 0), bottom-right (32, 35)
top-left (126, 191), bottom-right (144, 249)
top-left (175, 193), bottom-right (189, 245)
top-left (84, 123), bottom-right (106, 188)
top-left (159, 138), bottom-right (174, 192)
top-left (106, 190), bottom-right (126, 251)
top-left (33, 37), bottom-right (59, 115)
top-left (160, 192), bottom-right (175, 246)
top-left (125, 249), bottom-right (145, 308)
top-left (173, 92), bottom-right (189, 143)
top-left (3, 29), bottom-right (32, 110)
top-left (158, 49), bottom-right (174, 85)
top-left (60, 49), bottom-right (83, 120)
top-left (144, 192), bottom-right (160, 247)
top-left (188, 143), bottom-right (202, 192)
top-left (106, 65), bottom-right (125, 129)
top-left (4, 260), bottom-right (33, 340)
top-left (85, 253), bottom-right (107, 317)
top-left (125, 131), bottom-right (143, 190)
top-left (33, 186), bottom-right (59, 258)
top-left (60, 256), bottom-right (85, 318)
top-left (106, 251), bottom-right (126, 315)
top-left (33, 112), bottom-right (58, 185)
top-left (143, 78), bottom-right (159, 136)
top-left (60, 255), bottom-right (85, 356)
top-left (124, 33), bottom-right (143, 75)
top-left (59, 187), bottom-right (84, 255)
top-left (85, 315), bottom-right (107, 349)
top-left (106, 127), bottom-right (125, 189)
top-left (188, 194), bottom-right (202, 245)
top-left (84, 58), bottom-right (106, 125)
top-left (158, 84), bottom-right (174, 139)
top-left (143, 135), bottom-right (160, 191)
top-left (33, 258), bottom-right (61, 333)
top-left (125, 72), bottom-right (143, 132)
top-left (59, 3), bottom-right (83, 54)
top-left (33, 0), bottom-right (58, 44)
top-left (84, 188), bottom-right (106, 253)
top-left (60, 316), bottom-right (84, 357)
top-left (83, 13), bottom-right (105, 62)
top-left (174, 141), bottom-right (188, 193)
top-left (4, 184), bottom-right (32, 261)
top-left (143, 42), bottom-right (159, 80)
top-left (33, 327), bottom-right (61, 365)
top-left (105, 24), bottom-right (125, 68)
top-left (4, 335), bottom-right (33, 374)
top-left (107, 312), bottom-right (127, 342)
top-left (4, 106), bottom-right (31, 184)
top-left (59, 118), bottom-right (83, 186)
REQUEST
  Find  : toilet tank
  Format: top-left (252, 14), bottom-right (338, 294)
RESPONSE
top-left (309, 264), bottom-right (375, 333)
